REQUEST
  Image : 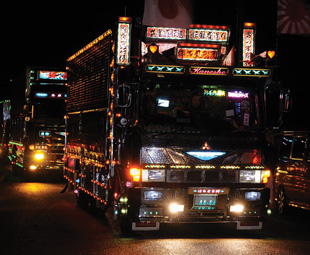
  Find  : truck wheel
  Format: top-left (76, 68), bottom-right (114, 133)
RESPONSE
top-left (276, 188), bottom-right (288, 215)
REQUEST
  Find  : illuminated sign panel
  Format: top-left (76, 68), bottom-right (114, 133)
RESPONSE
top-left (228, 91), bottom-right (249, 98)
top-left (146, 27), bottom-right (187, 40)
top-left (39, 71), bottom-right (67, 81)
top-left (190, 67), bottom-right (228, 76)
top-left (116, 19), bottom-right (131, 65)
top-left (204, 89), bottom-right (226, 97)
top-left (188, 28), bottom-right (229, 43)
top-left (242, 24), bottom-right (255, 67)
top-left (177, 43), bottom-right (220, 62)
top-left (233, 68), bottom-right (271, 77)
top-left (146, 64), bottom-right (185, 74)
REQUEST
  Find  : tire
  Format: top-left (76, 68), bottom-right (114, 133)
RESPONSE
top-left (276, 188), bottom-right (288, 215)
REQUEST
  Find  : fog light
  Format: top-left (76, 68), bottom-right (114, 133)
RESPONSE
top-left (169, 203), bottom-right (184, 213)
top-left (230, 204), bottom-right (244, 213)
top-left (29, 165), bottom-right (37, 171)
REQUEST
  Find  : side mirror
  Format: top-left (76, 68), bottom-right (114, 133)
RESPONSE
top-left (116, 84), bottom-right (132, 108)
top-left (282, 88), bottom-right (292, 113)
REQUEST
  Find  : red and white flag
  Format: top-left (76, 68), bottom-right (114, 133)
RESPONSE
top-left (143, 0), bottom-right (192, 28)
top-left (277, 0), bottom-right (310, 34)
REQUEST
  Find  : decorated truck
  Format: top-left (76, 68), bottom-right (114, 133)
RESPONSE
top-left (64, 16), bottom-right (287, 231)
top-left (5, 67), bottom-right (67, 174)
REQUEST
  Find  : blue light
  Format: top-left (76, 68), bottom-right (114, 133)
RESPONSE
top-left (186, 151), bottom-right (226, 161)
top-left (35, 93), bottom-right (48, 97)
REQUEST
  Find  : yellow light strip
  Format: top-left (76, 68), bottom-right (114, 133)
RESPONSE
top-left (67, 29), bottom-right (112, 62)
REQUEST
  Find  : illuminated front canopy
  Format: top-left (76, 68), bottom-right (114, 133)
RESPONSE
top-left (177, 43), bottom-right (220, 62)
top-left (39, 71), bottom-right (67, 81)
top-left (146, 26), bottom-right (187, 40)
top-left (188, 27), bottom-right (229, 43)
top-left (186, 151), bottom-right (226, 161)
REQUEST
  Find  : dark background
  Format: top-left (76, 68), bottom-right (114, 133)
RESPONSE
top-left (1, 0), bottom-right (309, 127)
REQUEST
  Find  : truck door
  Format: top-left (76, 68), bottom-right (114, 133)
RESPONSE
top-left (288, 136), bottom-right (307, 204)
top-left (303, 140), bottom-right (310, 208)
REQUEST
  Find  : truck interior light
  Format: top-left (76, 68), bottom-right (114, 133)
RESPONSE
top-left (169, 203), bottom-right (184, 213)
top-left (230, 204), bottom-right (244, 213)
top-left (130, 168), bottom-right (141, 182)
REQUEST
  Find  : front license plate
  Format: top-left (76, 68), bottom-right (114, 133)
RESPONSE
top-left (192, 194), bottom-right (217, 210)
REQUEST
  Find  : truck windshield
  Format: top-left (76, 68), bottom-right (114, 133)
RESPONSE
top-left (34, 99), bottom-right (66, 119)
top-left (141, 83), bottom-right (260, 134)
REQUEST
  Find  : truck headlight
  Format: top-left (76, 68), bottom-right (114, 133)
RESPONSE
top-left (142, 169), bottom-right (165, 182)
top-left (169, 203), bottom-right (184, 213)
top-left (34, 152), bottom-right (44, 160)
top-left (239, 170), bottom-right (261, 183)
top-left (245, 191), bottom-right (261, 201)
top-left (230, 204), bottom-right (244, 213)
top-left (144, 190), bottom-right (163, 200)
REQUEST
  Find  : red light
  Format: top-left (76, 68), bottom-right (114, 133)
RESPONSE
top-left (119, 17), bottom-right (132, 23)
top-left (178, 43), bottom-right (220, 48)
top-left (190, 24), bottom-right (229, 30)
top-left (244, 22), bottom-right (256, 28)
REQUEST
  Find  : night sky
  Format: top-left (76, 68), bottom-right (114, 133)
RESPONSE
top-left (1, 0), bottom-right (309, 124)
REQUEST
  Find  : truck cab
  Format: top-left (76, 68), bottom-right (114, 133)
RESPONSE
top-left (275, 131), bottom-right (310, 214)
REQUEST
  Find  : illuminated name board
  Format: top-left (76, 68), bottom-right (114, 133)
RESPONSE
top-left (228, 91), bottom-right (249, 98)
top-left (242, 23), bottom-right (256, 67)
top-left (190, 67), bottom-right (228, 76)
top-left (146, 64), bottom-right (185, 74)
top-left (146, 27), bottom-right (187, 40)
top-left (204, 89), bottom-right (226, 97)
top-left (233, 68), bottom-right (270, 77)
top-left (39, 71), bottom-right (67, 81)
top-left (116, 18), bottom-right (131, 65)
top-left (177, 43), bottom-right (220, 62)
top-left (188, 28), bottom-right (229, 43)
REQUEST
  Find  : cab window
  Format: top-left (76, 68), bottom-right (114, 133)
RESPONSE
top-left (281, 136), bottom-right (292, 159)
top-left (291, 137), bottom-right (306, 160)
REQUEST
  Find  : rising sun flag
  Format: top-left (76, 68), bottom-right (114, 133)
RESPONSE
top-left (277, 0), bottom-right (310, 34)
top-left (143, 0), bottom-right (192, 28)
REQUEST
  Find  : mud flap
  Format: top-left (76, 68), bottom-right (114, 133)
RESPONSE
top-left (132, 222), bottom-right (160, 231)
top-left (237, 221), bottom-right (262, 230)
